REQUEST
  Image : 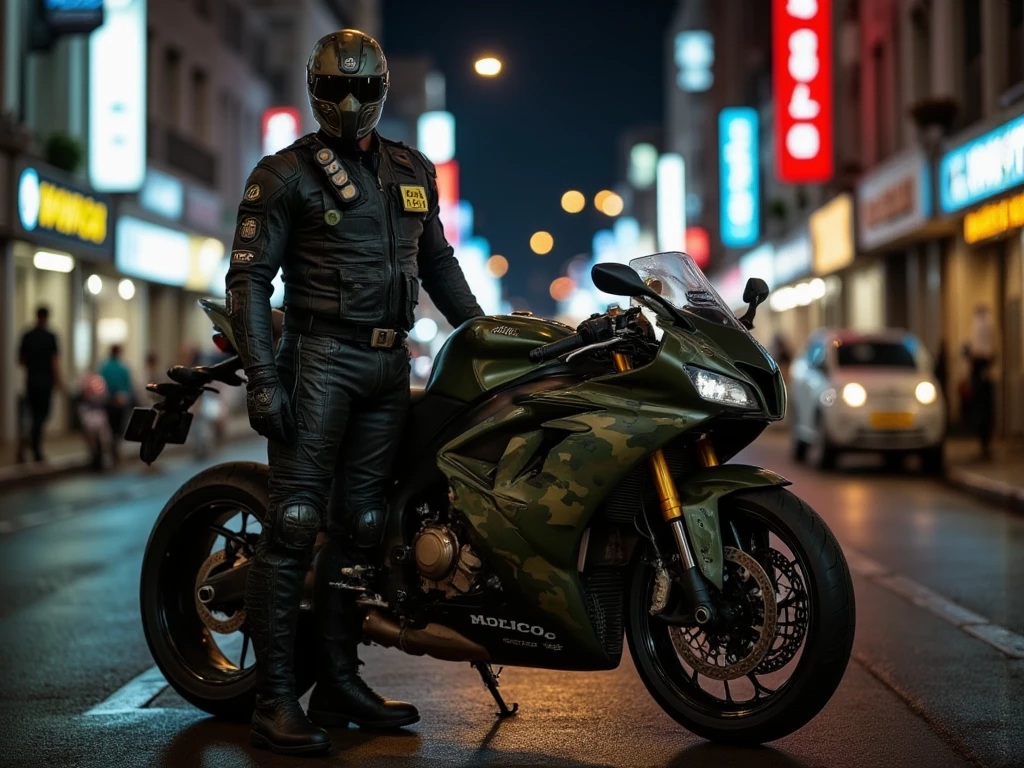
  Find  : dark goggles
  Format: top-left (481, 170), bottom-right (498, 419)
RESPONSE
top-left (310, 74), bottom-right (387, 104)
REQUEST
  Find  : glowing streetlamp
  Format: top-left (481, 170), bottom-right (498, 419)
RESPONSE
top-left (474, 57), bottom-right (502, 76)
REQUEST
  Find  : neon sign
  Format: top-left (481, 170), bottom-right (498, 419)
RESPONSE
top-left (719, 108), bottom-right (760, 248)
top-left (773, 0), bottom-right (833, 183)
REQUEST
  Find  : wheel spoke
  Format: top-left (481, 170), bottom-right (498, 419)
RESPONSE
top-left (747, 673), bottom-right (776, 698)
top-left (210, 523), bottom-right (249, 549)
top-left (723, 679), bottom-right (733, 703)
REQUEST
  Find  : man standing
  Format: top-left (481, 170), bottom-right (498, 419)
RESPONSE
top-left (18, 306), bottom-right (61, 463)
top-left (968, 304), bottom-right (997, 458)
top-left (99, 344), bottom-right (134, 465)
top-left (225, 29), bottom-right (483, 756)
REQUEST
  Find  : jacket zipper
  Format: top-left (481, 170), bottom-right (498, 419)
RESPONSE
top-left (378, 172), bottom-right (399, 329)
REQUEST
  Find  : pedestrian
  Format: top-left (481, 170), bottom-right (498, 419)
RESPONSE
top-left (18, 306), bottom-right (62, 463)
top-left (99, 344), bottom-right (134, 465)
top-left (934, 340), bottom-right (949, 426)
top-left (224, 29), bottom-right (483, 755)
top-left (968, 305), bottom-right (996, 459)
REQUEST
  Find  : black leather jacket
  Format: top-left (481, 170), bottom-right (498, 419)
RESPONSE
top-left (225, 131), bottom-right (483, 374)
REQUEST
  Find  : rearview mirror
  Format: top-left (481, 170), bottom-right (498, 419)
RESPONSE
top-left (590, 263), bottom-right (695, 331)
top-left (591, 262), bottom-right (653, 297)
top-left (739, 277), bottom-right (770, 330)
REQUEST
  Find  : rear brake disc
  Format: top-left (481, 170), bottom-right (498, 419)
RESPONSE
top-left (195, 550), bottom-right (247, 635)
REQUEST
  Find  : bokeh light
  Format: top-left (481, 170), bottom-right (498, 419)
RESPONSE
top-left (86, 275), bottom-right (103, 295)
top-left (561, 190), bottom-right (585, 213)
top-left (594, 190), bottom-right (614, 211)
top-left (600, 192), bottom-right (624, 217)
top-left (117, 279), bottom-right (136, 300)
top-left (549, 276), bottom-right (576, 301)
top-left (530, 231), bottom-right (554, 255)
top-left (474, 57), bottom-right (502, 76)
top-left (487, 254), bottom-right (509, 277)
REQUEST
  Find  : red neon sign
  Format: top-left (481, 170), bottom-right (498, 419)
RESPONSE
top-left (261, 107), bottom-right (301, 156)
top-left (435, 160), bottom-right (460, 247)
top-left (773, 0), bottom-right (832, 183)
top-left (685, 227), bottom-right (710, 270)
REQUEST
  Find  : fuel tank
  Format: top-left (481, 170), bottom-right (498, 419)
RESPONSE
top-left (425, 314), bottom-right (574, 402)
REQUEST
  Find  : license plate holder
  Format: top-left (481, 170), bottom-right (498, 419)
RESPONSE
top-left (870, 411), bottom-right (914, 430)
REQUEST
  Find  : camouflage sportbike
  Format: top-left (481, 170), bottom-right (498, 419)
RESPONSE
top-left (133, 252), bottom-right (855, 744)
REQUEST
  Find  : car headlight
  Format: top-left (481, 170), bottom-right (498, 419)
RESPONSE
top-left (915, 381), bottom-right (937, 405)
top-left (841, 382), bottom-right (867, 408)
top-left (685, 366), bottom-right (758, 409)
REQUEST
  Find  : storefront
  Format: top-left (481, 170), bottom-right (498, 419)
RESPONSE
top-left (3, 159), bottom-right (113, 444)
top-left (855, 146), bottom-right (946, 351)
top-left (764, 227), bottom-right (825, 356)
top-left (938, 108), bottom-right (1024, 437)
top-left (809, 194), bottom-right (856, 327)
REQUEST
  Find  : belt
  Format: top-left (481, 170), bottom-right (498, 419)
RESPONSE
top-left (284, 310), bottom-right (406, 349)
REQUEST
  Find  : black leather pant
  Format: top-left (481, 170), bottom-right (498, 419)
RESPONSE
top-left (245, 331), bottom-right (410, 699)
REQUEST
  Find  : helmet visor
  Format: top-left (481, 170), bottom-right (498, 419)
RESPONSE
top-left (311, 75), bottom-right (386, 104)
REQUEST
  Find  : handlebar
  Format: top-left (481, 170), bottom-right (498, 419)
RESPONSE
top-left (529, 333), bottom-right (585, 363)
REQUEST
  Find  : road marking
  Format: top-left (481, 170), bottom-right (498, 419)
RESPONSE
top-left (846, 546), bottom-right (1024, 659)
top-left (84, 666), bottom-right (168, 715)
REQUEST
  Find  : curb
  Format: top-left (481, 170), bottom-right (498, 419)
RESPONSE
top-left (946, 466), bottom-right (1024, 513)
top-left (0, 418), bottom-right (257, 493)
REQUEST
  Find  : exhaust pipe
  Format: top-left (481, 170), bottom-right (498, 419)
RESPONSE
top-left (362, 609), bottom-right (490, 662)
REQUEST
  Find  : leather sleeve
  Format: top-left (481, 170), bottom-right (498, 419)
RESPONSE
top-left (225, 153), bottom-right (301, 374)
top-left (414, 151), bottom-right (485, 327)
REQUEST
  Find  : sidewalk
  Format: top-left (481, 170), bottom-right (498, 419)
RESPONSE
top-left (944, 436), bottom-right (1024, 512)
top-left (0, 413), bottom-right (256, 491)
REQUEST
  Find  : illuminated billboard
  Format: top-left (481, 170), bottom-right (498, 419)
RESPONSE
top-left (719, 108), bottom-right (760, 248)
top-left (939, 113), bottom-right (1024, 213)
top-left (88, 0), bottom-right (147, 192)
top-left (15, 163), bottom-right (111, 255)
top-left (773, 0), bottom-right (832, 183)
top-left (657, 153), bottom-right (686, 252)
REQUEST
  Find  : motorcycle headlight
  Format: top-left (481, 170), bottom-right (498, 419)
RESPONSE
top-left (685, 366), bottom-right (759, 410)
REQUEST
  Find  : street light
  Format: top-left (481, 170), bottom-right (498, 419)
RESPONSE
top-left (530, 231), bottom-right (554, 255)
top-left (487, 254), bottom-right (509, 277)
top-left (474, 57), bottom-right (502, 76)
top-left (599, 192), bottom-right (624, 217)
top-left (561, 190), bottom-right (585, 213)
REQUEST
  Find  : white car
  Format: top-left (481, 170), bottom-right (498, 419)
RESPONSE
top-left (788, 329), bottom-right (946, 471)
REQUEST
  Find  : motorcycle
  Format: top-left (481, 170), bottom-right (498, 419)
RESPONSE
top-left (130, 252), bottom-right (855, 744)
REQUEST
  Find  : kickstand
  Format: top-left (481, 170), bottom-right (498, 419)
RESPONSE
top-left (471, 662), bottom-right (519, 718)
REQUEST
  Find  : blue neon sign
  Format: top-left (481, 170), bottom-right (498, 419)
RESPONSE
top-left (939, 113), bottom-right (1024, 214)
top-left (719, 108), bottom-right (760, 248)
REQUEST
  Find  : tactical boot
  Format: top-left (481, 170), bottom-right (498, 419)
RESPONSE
top-left (246, 536), bottom-right (331, 755)
top-left (251, 696), bottom-right (331, 755)
top-left (308, 538), bottom-right (419, 729)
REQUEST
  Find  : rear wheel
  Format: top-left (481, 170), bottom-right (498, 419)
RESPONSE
top-left (626, 487), bottom-right (855, 744)
top-left (140, 462), bottom-right (316, 721)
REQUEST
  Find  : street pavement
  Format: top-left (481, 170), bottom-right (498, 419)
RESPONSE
top-left (1, 430), bottom-right (1022, 767)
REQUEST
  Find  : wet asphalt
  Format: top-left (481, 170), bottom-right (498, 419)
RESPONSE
top-left (0, 430), bottom-right (1021, 768)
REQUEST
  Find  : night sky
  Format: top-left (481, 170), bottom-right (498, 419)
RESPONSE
top-left (382, 0), bottom-right (676, 315)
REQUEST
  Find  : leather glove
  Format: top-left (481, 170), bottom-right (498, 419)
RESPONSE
top-left (244, 364), bottom-right (294, 444)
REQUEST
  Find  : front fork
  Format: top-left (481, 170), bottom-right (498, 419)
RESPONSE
top-left (613, 351), bottom-right (716, 625)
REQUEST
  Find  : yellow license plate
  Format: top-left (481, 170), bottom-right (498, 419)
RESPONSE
top-left (870, 411), bottom-right (914, 430)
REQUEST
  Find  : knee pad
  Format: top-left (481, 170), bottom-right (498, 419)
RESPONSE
top-left (271, 502), bottom-right (321, 550)
top-left (353, 507), bottom-right (385, 549)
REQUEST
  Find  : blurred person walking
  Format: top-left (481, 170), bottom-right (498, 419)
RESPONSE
top-left (18, 306), bottom-right (62, 463)
top-left (99, 344), bottom-right (134, 465)
top-left (968, 305), bottom-right (996, 459)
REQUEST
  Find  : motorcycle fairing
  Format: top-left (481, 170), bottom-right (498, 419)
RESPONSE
top-left (676, 464), bottom-right (791, 590)
top-left (438, 348), bottom-right (713, 665)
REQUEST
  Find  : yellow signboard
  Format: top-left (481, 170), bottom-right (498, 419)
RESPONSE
top-left (810, 193), bottom-right (854, 275)
top-left (17, 165), bottom-right (111, 250)
top-left (963, 191), bottom-right (1024, 244)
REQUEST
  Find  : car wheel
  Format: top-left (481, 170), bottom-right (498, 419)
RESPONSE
top-left (810, 412), bottom-right (837, 470)
top-left (921, 445), bottom-right (944, 475)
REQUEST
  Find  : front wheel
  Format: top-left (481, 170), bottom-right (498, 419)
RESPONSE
top-left (626, 487), bottom-right (855, 744)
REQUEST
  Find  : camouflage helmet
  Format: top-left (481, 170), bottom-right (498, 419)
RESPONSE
top-left (306, 29), bottom-right (389, 142)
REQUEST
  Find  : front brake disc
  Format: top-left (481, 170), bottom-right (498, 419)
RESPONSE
top-left (670, 546), bottom-right (778, 681)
